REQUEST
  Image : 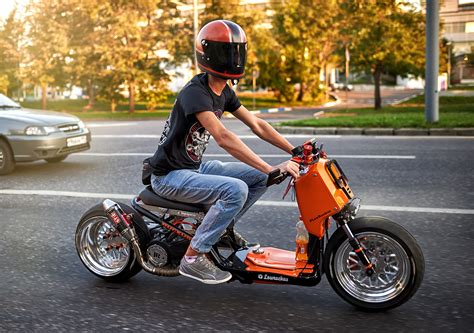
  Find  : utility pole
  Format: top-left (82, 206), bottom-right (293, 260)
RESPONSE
top-left (425, 0), bottom-right (439, 123)
top-left (193, 0), bottom-right (199, 75)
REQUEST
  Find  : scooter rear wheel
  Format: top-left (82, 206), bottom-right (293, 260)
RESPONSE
top-left (75, 203), bottom-right (149, 282)
top-left (324, 217), bottom-right (424, 311)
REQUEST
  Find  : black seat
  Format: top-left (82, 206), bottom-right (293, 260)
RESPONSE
top-left (139, 186), bottom-right (209, 213)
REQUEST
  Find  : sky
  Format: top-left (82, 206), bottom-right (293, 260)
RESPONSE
top-left (0, 0), bottom-right (28, 20)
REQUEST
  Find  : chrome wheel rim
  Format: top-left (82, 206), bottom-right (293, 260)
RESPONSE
top-left (76, 216), bottom-right (130, 277)
top-left (334, 232), bottom-right (411, 303)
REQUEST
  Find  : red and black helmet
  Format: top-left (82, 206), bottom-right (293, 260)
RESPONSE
top-left (195, 20), bottom-right (247, 80)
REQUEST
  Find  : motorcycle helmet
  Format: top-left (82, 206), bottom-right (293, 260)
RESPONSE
top-left (195, 20), bottom-right (247, 80)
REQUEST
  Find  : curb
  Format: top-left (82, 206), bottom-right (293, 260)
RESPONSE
top-left (274, 126), bottom-right (474, 136)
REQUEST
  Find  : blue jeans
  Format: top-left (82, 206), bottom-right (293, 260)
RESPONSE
top-left (151, 160), bottom-right (268, 253)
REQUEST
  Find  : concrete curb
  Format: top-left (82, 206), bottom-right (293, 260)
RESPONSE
top-left (274, 126), bottom-right (474, 136)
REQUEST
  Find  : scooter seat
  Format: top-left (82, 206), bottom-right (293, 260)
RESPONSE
top-left (139, 186), bottom-right (209, 213)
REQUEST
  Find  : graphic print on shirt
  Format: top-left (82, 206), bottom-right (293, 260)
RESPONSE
top-left (159, 117), bottom-right (171, 145)
top-left (185, 109), bottom-right (223, 162)
top-left (185, 123), bottom-right (210, 162)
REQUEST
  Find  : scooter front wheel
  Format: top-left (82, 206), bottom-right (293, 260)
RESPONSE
top-left (324, 217), bottom-right (424, 311)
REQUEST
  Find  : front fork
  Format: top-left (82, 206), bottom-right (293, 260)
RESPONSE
top-left (337, 220), bottom-right (375, 276)
top-left (333, 198), bottom-right (374, 276)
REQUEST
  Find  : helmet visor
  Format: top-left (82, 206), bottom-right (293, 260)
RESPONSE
top-left (203, 41), bottom-right (247, 75)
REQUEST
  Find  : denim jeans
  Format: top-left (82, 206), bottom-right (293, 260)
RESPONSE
top-left (151, 160), bottom-right (268, 253)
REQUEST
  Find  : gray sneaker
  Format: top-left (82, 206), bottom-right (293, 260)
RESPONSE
top-left (179, 255), bottom-right (232, 284)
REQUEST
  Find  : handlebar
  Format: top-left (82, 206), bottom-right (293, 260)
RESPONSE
top-left (266, 138), bottom-right (325, 187)
top-left (266, 169), bottom-right (289, 187)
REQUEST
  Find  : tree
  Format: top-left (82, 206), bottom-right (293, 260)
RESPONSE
top-left (96, 0), bottom-right (186, 113)
top-left (23, 0), bottom-right (69, 109)
top-left (0, 9), bottom-right (24, 98)
top-left (265, 0), bottom-right (342, 102)
top-left (340, 1), bottom-right (425, 109)
top-left (59, 0), bottom-right (105, 110)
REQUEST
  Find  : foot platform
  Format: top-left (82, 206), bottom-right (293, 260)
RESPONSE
top-left (245, 247), bottom-right (314, 277)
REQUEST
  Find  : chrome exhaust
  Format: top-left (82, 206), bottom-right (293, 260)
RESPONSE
top-left (102, 199), bottom-right (179, 276)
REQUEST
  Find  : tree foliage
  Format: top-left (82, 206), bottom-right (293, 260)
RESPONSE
top-left (22, 0), bottom-right (69, 109)
top-left (265, 0), bottom-right (342, 102)
top-left (339, 0), bottom-right (425, 109)
top-left (0, 9), bottom-right (23, 98)
top-left (0, 1), bottom-right (439, 112)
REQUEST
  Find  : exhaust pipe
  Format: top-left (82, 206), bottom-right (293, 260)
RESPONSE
top-left (103, 199), bottom-right (179, 277)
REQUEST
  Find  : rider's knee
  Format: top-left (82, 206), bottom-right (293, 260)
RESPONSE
top-left (224, 179), bottom-right (248, 207)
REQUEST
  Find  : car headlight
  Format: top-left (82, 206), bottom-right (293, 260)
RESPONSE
top-left (78, 121), bottom-right (86, 129)
top-left (25, 126), bottom-right (57, 136)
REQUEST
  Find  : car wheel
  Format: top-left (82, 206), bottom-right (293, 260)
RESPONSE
top-left (45, 155), bottom-right (68, 163)
top-left (0, 139), bottom-right (15, 175)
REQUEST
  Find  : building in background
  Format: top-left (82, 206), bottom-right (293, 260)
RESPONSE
top-left (440, 0), bottom-right (474, 83)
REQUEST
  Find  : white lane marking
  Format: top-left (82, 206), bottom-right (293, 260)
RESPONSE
top-left (0, 189), bottom-right (135, 200)
top-left (254, 201), bottom-right (474, 215)
top-left (90, 134), bottom-right (474, 140)
top-left (87, 122), bottom-right (138, 128)
top-left (374, 136), bottom-right (474, 140)
top-left (0, 189), bottom-right (472, 215)
top-left (91, 134), bottom-right (341, 139)
top-left (76, 153), bottom-right (416, 159)
top-left (93, 134), bottom-right (160, 138)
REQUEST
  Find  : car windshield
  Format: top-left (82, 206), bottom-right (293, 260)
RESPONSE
top-left (0, 93), bottom-right (21, 109)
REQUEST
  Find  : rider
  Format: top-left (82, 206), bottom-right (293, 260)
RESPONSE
top-left (149, 20), bottom-right (299, 284)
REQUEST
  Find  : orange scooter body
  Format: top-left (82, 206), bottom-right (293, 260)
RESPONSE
top-left (295, 159), bottom-right (354, 238)
top-left (245, 157), bottom-right (353, 278)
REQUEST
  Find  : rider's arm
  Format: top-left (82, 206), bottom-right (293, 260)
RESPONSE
top-left (195, 111), bottom-right (299, 178)
top-left (232, 105), bottom-right (294, 154)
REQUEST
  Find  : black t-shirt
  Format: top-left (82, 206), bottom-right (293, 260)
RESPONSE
top-left (150, 73), bottom-right (241, 175)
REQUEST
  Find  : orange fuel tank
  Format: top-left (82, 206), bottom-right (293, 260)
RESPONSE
top-left (294, 159), bottom-right (354, 238)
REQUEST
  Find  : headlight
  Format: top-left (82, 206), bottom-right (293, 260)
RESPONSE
top-left (78, 121), bottom-right (85, 129)
top-left (24, 126), bottom-right (57, 136)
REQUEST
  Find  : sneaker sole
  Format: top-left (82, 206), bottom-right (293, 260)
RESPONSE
top-left (178, 268), bottom-right (232, 285)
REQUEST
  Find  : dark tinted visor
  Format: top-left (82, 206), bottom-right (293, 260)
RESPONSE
top-left (204, 41), bottom-right (247, 74)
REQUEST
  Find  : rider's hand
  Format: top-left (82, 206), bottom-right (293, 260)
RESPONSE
top-left (273, 160), bottom-right (300, 179)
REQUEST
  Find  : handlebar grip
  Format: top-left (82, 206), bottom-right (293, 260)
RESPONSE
top-left (266, 169), bottom-right (289, 187)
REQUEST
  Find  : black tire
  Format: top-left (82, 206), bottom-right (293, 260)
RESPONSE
top-left (45, 155), bottom-right (68, 163)
top-left (75, 202), bottom-right (150, 282)
top-left (324, 217), bottom-right (424, 311)
top-left (0, 139), bottom-right (15, 175)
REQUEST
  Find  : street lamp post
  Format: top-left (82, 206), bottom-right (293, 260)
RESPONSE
top-left (425, 0), bottom-right (439, 123)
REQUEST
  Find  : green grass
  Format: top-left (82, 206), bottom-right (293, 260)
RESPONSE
top-left (450, 85), bottom-right (474, 90)
top-left (21, 98), bottom-right (174, 113)
top-left (278, 104), bottom-right (474, 128)
top-left (402, 95), bottom-right (474, 105)
top-left (19, 93), bottom-right (310, 121)
top-left (20, 94), bottom-right (287, 113)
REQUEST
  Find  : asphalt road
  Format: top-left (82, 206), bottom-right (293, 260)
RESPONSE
top-left (0, 119), bottom-right (473, 331)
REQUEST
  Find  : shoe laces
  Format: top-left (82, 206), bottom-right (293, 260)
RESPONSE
top-left (198, 255), bottom-right (218, 272)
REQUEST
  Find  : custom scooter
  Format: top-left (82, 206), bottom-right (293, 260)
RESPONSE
top-left (75, 139), bottom-right (424, 311)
